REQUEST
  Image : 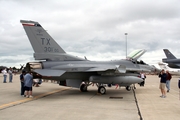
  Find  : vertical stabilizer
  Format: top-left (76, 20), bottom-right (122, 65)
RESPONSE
top-left (163, 49), bottom-right (176, 59)
top-left (20, 20), bottom-right (85, 61)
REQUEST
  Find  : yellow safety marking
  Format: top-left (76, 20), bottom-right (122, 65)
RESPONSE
top-left (0, 88), bottom-right (70, 110)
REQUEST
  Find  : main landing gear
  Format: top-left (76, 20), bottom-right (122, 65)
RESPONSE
top-left (126, 84), bottom-right (136, 91)
top-left (96, 83), bottom-right (106, 94)
top-left (98, 86), bottom-right (106, 94)
top-left (80, 82), bottom-right (106, 94)
top-left (126, 86), bottom-right (131, 91)
top-left (80, 84), bottom-right (88, 92)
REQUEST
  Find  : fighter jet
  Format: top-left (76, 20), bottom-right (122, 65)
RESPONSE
top-left (162, 49), bottom-right (180, 68)
top-left (20, 20), bottom-right (153, 94)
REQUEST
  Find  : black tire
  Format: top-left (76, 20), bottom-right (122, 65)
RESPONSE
top-left (98, 86), bottom-right (106, 94)
top-left (126, 86), bottom-right (131, 91)
top-left (80, 84), bottom-right (87, 92)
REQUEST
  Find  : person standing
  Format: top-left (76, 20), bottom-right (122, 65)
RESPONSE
top-left (20, 71), bottom-right (26, 96)
top-left (8, 67), bottom-right (13, 83)
top-left (159, 69), bottom-right (167, 98)
top-left (2, 68), bottom-right (7, 83)
top-left (24, 71), bottom-right (33, 98)
top-left (140, 72), bottom-right (146, 86)
top-left (166, 70), bottom-right (172, 92)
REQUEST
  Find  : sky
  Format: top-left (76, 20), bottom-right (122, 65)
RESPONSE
top-left (0, 0), bottom-right (180, 68)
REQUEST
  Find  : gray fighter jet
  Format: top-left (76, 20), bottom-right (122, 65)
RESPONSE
top-left (162, 49), bottom-right (180, 68)
top-left (20, 20), bottom-right (154, 94)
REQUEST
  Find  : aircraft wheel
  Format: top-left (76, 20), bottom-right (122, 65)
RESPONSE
top-left (80, 84), bottom-right (87, 92)
top-left (98, 86), bottom-right (106, 94)
top-left (126, 86), bottom-right (131, 91)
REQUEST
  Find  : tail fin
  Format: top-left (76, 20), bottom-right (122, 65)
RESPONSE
top-left (20, 20), bottom-right (85, 61)
top-left (163, 49), bottom-right (176, 59)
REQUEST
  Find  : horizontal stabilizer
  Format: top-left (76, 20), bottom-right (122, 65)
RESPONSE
top-left (34, 69), bottom-right (65, 76)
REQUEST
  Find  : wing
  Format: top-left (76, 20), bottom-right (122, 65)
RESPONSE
top-left (86, 65), bottom-right (126, 73)
top-left (34, 69), bottom-right (65, 76)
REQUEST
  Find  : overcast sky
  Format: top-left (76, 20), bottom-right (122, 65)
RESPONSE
top-left (0, 0), bottom-right (180, 68)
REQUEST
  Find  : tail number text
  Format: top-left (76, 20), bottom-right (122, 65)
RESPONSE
top-left (44, 47), bottom-right (59, 52)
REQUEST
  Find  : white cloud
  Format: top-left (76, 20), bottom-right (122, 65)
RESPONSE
top-left (0, 0), bottom-right (180, 67)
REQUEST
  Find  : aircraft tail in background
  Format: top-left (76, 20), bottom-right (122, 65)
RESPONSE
top-left (162, 49), bottom-right (180, 68)
top-left (20, 20), bottom-right (86, 61)
top-left (163, 49), bottom-right (177, 59)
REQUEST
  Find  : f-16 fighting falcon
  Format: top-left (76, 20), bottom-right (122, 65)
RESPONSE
top-left (20, 20), bottom-right (155, 94)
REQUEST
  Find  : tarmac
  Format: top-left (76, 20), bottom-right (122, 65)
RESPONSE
top-left (0, 73), bottom-right (180, 120)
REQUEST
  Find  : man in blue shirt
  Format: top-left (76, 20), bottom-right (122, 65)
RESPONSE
top-left (24, 71), bottom-right (33, 98)
top-left (159, 69), bottom-right (167, 98)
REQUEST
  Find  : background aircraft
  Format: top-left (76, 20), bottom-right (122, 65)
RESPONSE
top-left (162, 49), bottom-right (180, 68)
top-left (20, 20), bottom-right (155, 94)
top-left (158, 62), bottom-right (180, 75)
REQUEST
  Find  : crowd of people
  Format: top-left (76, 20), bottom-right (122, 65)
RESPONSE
top-left (1, 67), bottom-right (13, 83)
top-left (1, 68), bottom-right (42, 98)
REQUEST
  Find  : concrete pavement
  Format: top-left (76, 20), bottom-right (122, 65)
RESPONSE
top-left (0, 73), bottom-right (180, 120)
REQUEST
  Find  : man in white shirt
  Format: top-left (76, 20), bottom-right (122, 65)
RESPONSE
top-left (140, 72), bottom-right (146, 86)
top-left (2, 68), bottom-right (7, 83)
